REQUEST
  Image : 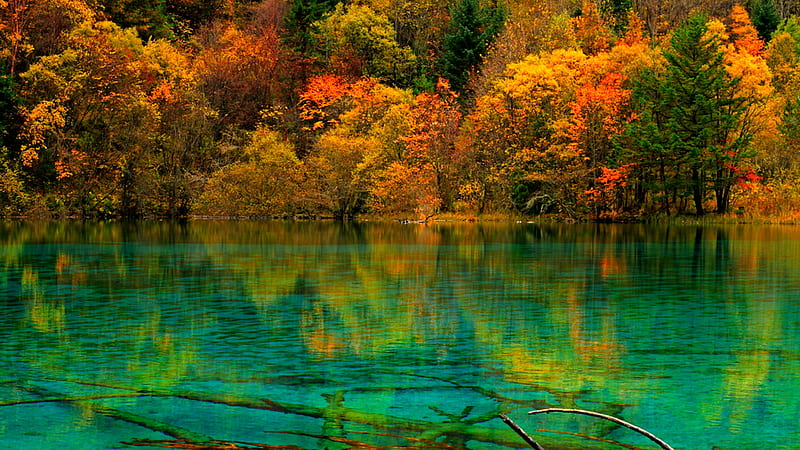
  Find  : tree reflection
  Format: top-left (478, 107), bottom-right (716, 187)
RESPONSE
top-left (2, 220), bottom-right (800, 448)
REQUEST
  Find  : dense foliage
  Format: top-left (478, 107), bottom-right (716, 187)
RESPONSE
top-left (0, 0), bottom-right (798, 220)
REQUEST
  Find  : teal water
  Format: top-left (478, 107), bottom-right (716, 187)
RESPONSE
top-left (0, 220), bottom-right (799, 450)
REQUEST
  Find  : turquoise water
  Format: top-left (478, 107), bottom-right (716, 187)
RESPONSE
top-left (1, 220), bottom-right (799, 449)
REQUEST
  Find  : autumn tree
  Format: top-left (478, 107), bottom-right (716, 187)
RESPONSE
top-left (19, 20), bottom-right (216, 217)
top-left (136, 39), bottom-right (217, 217)
top-left (300, 75), bottom-right (415, 218)
top-left (471, 4), bottom-right (579, 99)
top-left (623, 13), bottom-right (753, 215)
top-left (195, 17), bottom-right (290, 130)
top-left (0, 0), bottom-right (96, 75)
top-left (727, 5), bottom-right (764, 55)
top-left (1, 0), bottom-right (32, 75)
top-left (399, 79), bottom-right (462, 213)
top-left (568, 72), bottom-right (634, 218)
top-left (313, 4), bottom-right (417, 86)
top-left (196, 126), bottom-right (302, 217)
top-left (572, 0), bottom-right (614, 54)
top-left (440, 0), bottom-right (507, 93)
top-left (459, 49), bottom-right (587, 215)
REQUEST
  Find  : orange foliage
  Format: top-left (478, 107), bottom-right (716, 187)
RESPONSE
top-left (399, 79), bottom-right (462, 211)
top-left (572, 0), bottom-right (613, 55)
top-left (583, 164), bottom-right (635, 218)
top-left (298, 74), bottom-right (359, 129)
top-left (728, 5), bottom-right (764, 56)
top-left (195, 21), bottom-right (287, 127)
top-left (568, 71), bottom-right (632, 152)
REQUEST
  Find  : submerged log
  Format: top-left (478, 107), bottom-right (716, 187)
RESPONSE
top-left (7, 379), bottom-right (622, 449)
top-left (12, 383), bottom-right (212, 442)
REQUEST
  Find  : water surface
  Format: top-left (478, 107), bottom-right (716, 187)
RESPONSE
top-left (1, 220), bottom-right (799, 449)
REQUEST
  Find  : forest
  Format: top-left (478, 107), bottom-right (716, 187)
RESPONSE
top-left (1, 0), bottom-right (799, 221)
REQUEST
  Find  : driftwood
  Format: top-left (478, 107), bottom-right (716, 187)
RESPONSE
top-left (528, 408), bottom-right (675, 450)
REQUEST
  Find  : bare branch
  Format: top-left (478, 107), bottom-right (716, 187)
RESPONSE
top-left (528, 408), bottom-right (674, 450)
top-left (499, 414), bottom-right (545, 450)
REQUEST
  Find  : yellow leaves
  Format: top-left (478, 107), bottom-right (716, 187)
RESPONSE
top-left (54, 149), bottom-right (87, 179)
top-left (727, 49), bottom-right (773, 101)
top-left (21, 148), bottom-right (38, 167)
top-left (499, 49), bottom-right (586, 101)
top-left (705, 18), bottom-right (730, 46)
top-left (243, 127), bottom-right (298, 165)
top-left (20, 99), bottom-right (67, 161)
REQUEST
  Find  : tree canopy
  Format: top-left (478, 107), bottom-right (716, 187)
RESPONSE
top-left (0, 0), bottom-right (797, 220)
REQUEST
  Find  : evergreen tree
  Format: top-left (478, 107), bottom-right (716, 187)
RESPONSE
top-left (440, 0), bottom-right (507, 93)
top-left (599, 0), bottom-right (633, 33)
top-left (284, 0), bottom-right (340, 56)
top-left (624, 13), bottom-right (752, 215)
top-left (750, 0), bottom-right (782, 41)
top-left (0, 70), bottom-right (20, 155)
top-left (98, 0), bottom-right (174, 39)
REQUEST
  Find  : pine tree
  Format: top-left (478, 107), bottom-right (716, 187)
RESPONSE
top-left (284, 0), bottom-right (340, 56)
top-left (750, 0), bottom-right (781, 41)
top-left (624, 13), bottom-right (752, 215)
top-left (440, 0), bottom-right (507, 93)
top-left (0, 69), bottom-right (19, 154)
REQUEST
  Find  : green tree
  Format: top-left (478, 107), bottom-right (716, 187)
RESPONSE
top-left (440, 0), bottom-right (507, 93)
top-left (599, 0), bottom-right (632, 33)
top-left (623, 13), bottom-right (752, 215)
top-left (749, 0), bottom-right (781, 42)
top-left (284, 0), bottom-right (339, 56)
top-left (97, 0), bottom-right (174, 39)
top-left (0, 68), bottom-right (19, 149)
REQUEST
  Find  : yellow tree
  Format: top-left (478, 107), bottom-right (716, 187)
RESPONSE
top-left (1, 0), bottom-right (95, 74)
top-left (20, 20), bottom-right (215, 216)
top-left (462, 49), bottom-right (586, 215)
top-left (300, 75), bottom-right (415, 218)
top-left (313, 3), bottom-right (417, 86)
top-left (196, 126), bottom-right (302, 217)
top-left (19, 21), bottom-right (153, 214)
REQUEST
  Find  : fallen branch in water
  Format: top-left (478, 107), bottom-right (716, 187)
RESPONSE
top-left (499, 414), bottom-right (544, 450)
top-left (528, 408), bottom-right (674, 450)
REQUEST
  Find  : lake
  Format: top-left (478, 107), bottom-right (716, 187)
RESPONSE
top-left (0, 220), bottom-right (798, 449)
